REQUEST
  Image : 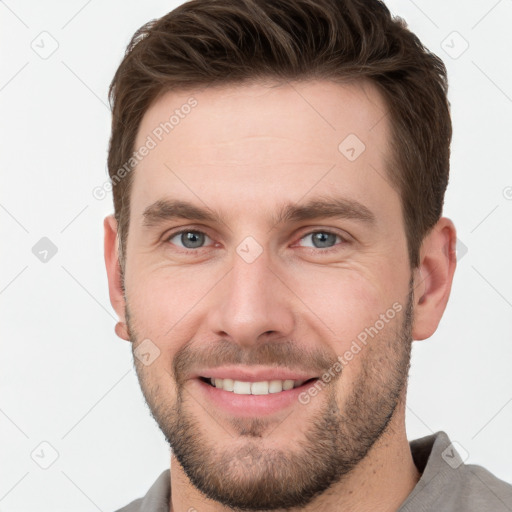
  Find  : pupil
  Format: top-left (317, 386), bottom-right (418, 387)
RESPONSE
top-left (313, 232), bottom-right (336, 248)
top-left (182, 231), bottom-right (204, 248)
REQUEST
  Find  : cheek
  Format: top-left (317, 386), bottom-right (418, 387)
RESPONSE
top-left (126, 265), bottom-right (216, 345)
top-left (287, 266), bottom-right (390, 344)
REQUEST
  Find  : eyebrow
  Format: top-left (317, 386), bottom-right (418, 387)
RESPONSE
top-left (142, 196), bottom-right (376, 229)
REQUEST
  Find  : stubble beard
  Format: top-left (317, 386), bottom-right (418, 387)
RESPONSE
top-left (128, 288), bottom-right (414, 511)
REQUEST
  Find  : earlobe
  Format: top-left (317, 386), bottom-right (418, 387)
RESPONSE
top-left (115, 321), bottom-right (130, 341)
top-left (412, 218), bottom-right (457, 341)
top-left (104, 214), bottom-right (130, 341)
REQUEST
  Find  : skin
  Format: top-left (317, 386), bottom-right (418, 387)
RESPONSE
top-left (104, 79), bottom-right (457, 511)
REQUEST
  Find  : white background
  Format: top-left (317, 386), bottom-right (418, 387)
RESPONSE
top-left (1, 0), bottom-right (511, 510)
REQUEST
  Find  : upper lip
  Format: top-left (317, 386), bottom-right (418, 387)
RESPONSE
top-left (193, 366), bottom-right (318, 382)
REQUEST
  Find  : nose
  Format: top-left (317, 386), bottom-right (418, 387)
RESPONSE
top-left (206, 247), bottom-right (296, 347)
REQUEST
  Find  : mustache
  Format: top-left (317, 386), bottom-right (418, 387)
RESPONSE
top-left (172, 339), bottom-right (340, 384)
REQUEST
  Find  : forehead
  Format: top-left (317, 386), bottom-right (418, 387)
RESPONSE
top-left (136, 79), bottom-right (389, 157)
top-left (130, 79), bottom-right (397, 226)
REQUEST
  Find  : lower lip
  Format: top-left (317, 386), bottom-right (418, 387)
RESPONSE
top-left (192, 378), bottom-right (318, 417)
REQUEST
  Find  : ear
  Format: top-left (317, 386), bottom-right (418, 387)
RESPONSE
top-left (104, 214), bottom-right (130, 341)
top-left (412, 217), bottom-right (457, 341)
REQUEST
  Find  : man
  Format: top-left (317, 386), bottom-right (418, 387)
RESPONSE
top-left (104, 0), bottom-right (512, 511)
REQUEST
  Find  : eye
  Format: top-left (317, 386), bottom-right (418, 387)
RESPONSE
top-left (297, 230), bottom-right (344, 250)
top-left (163, 228), bottom-right (347, 253)
top-left (165, 230), bottom-right (213, 249)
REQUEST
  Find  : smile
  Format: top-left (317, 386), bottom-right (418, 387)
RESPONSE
top-left (201, 377), bottom-right (316, 395)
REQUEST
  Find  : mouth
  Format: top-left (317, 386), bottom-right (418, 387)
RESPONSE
top-left (199, 376), bottom-right (318, 395)
top-left (190, 367), bottom-right (322, 416)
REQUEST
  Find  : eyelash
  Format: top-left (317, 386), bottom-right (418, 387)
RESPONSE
top-left (163, 228), bottom-right (349, 254)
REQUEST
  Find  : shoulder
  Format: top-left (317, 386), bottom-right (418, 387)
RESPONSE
top-left (115, 497), bottom-right (143, 512)
top-left (455, 463), bottom-right (512, 510)
top-left (113, 470), bottom-right (171, 512)
top-left (401, 432), bottom-right (512, 511)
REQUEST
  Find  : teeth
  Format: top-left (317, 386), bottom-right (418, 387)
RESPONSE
top-left (282, 379), bottom-right (294, 391)
top-left (223, 378), bottom-right (234, 391)
top-left (207, 377), bottom-right (308, 395)
top-left (269, 380), bottom-right (283, 393)
top-left (233, 380), bottom-right (251, 394)
top-left (251, 381), bottom-right (269, 395)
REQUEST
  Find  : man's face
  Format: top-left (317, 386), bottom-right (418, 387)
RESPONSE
top-left (122, 80), bottom-right (414, 509)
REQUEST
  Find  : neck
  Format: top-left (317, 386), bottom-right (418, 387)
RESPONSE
top-left (169, 399), bottom-right (420, 512)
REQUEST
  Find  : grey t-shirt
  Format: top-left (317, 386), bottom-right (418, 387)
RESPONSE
top-left (115, 431), bottom-right (512, 511)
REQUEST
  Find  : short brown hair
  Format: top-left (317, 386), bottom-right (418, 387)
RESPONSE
top-left (108, 0), bottom-right (451, 275)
